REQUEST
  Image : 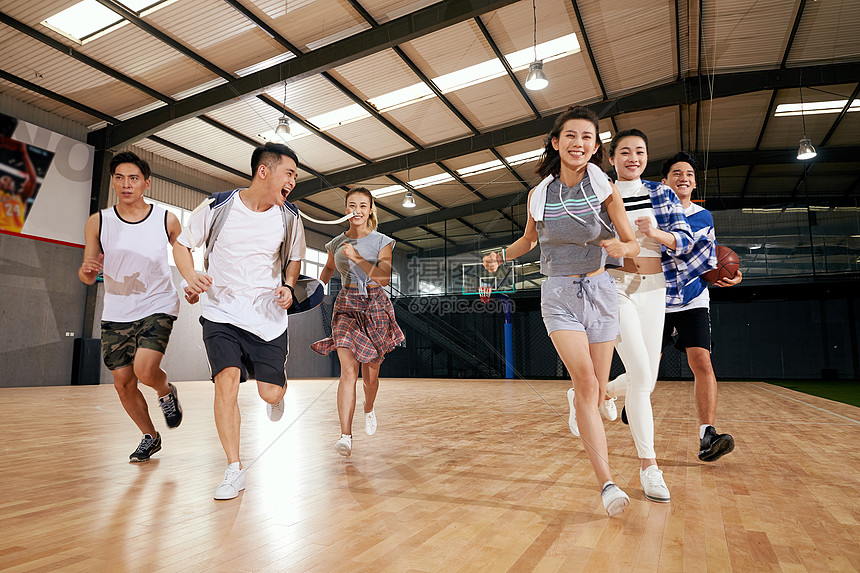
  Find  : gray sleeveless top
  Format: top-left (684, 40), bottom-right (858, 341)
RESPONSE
top-left (536, 173), bottom-right (617, 276)
top-left (326, 230), bottom-right (395, 294)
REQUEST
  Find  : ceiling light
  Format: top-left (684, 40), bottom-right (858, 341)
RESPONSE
top-left (525, 62), bottom-right (548, 91)
top-left (402, 191), bottom-right (416, 208)
top-left (524, 0), bottom-right (548, 91)
top-left (275, 116), bottom-right (291, 136)
top-left (796, 83), bottom-right (817, 161)
top-left (274, 79), bottom-right (291, 137)
top-left (797, 138), bottom-right (817, 160)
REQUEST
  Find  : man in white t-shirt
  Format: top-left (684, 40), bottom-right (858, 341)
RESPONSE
top-left (174, 142), bottom-right (306, 500)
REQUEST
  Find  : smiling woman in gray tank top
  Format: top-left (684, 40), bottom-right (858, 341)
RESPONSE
top-left (482, 106), bottom-right (639, 517)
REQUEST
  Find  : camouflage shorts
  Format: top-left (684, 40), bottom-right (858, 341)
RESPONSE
top-left (101, 313), bottom-right (176, 371)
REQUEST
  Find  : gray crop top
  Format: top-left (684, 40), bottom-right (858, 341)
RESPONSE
top-left (326, 230), bottom-right (395, 294)
top-left (535, 173), bottom-right (617, 276)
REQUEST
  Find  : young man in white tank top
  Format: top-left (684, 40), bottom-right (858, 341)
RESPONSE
top-left (79, 152), bottom-right (184, 463)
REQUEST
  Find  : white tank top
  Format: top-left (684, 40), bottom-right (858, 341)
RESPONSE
top-left (100, 204), bottom-right (180, 322)
top-left (615, 179), bottom-right (662, 258)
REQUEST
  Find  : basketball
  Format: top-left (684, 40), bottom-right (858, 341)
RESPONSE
top-left (703, 245), bottom-right (740, 283)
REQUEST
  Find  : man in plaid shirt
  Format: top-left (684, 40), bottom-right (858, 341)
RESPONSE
top-left (660, 151), bottom-right (742, 462)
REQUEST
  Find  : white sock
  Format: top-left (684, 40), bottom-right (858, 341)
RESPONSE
top-left (699, 424), bottom-right (712, 439)
top-left (601, 481), bottom-right (615, 495)
top-left (227, 462), bottom-right (240, 470)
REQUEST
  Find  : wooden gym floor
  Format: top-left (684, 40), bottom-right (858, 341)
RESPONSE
top-left (1, 378), bottom-right (859, 572)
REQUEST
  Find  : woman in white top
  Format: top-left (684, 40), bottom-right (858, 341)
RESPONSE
top-left (312, 187), bottom-right (405, 457)
top-left (605, 129), bottom-right (694, 503)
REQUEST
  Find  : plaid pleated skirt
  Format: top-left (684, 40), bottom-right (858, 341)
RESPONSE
top-left (311, 286), bottom-right (405, 364)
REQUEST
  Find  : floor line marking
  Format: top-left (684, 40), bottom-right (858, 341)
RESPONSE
top-left (751, 383), bottom-right (860, 425)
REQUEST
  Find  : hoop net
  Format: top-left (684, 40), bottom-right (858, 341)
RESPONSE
top-left (478, 284), bottom-right (492, 304)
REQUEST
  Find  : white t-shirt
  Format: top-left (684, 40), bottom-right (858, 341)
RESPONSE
top-left (178, 193), bottom-right (306, 341)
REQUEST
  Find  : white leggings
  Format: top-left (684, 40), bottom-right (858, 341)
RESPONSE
top-left (607, 270), bottom-right (666, 460)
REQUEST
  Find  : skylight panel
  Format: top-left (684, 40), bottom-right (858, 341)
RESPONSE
top-left (506, 149), bottom-right (544, 166)
top-left (600, 131), bottom-right (612, 143)
top-left (774, 99), bottom-right (859, 117)
top-left (42, 0), bottom-right (167, 42)
top-left (506, 33), bottom-right (581, 70)
top-left (368, 84), bottom-right (435, 112)
top-left (457, 159), bottom-right (504, 177)
top-left (410, 173), bottom-right (455, 189)
top-left (371, 185), bottom-right (407, 198)
top-left (43, 0), bottom-right (122, 40)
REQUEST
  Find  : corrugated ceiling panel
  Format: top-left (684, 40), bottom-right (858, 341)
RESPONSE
top-left (325, 117), bottom-right (415, 161)
top-left (255, 0), bottom-right (365, 53)
top-left (1, 1), bottom-right (80, 23)
top-left (515, 54), bottom-right (602, 114)
top-left (0, 81), bottom-right (97, 127)
top-left (577, 0), bottom-right (676, 96)
top-left (204, 95), bottom-right (365, 174)
top-left (385, 97), bottom-right (472, 146)
top-left (376, 193), bottom-right (435, 217)
top-left (787, 0), bottom-right (860, 65)
top-left (400, 20), bottom-right (490, 77)
top-left (759, 84), bottom-right (856, 150)
top-left (444, 76), bottom-right (535, 131)
top-left (358, 0), bottom-right (437, 24)
top-left (678, 0), bottom-right (696, 76)
top-left (154, 118), bottom-right (256, 175)
top-left (133, 138), bottom-right (249, 186)
top-left (79, 24), bottom-right (217, 98)
top-left (482, 0), bottom-right (577, 60)
top-left (612, 107), bottom-right (681, 162)
top-left (826, 110), bottom-right (860, 147)
top-left (701, 0), bottom-right (796, 72)
top-left (0, 33), bottom-right (155, 118)
top-left (695, 92), bottom-right (772, 151)
top-left (262, 75), bottom-right (357, 124)
top-left (330, 49), bottom-right (428, 101)
top-left (147, 0), bottom-right (283, 75)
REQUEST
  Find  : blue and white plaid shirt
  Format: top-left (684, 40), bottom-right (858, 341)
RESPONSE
top-left (645, 180), bottom-right (717, 306)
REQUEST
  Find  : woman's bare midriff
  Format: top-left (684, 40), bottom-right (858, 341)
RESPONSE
top-left (618, 257), bottom-right (662, 275)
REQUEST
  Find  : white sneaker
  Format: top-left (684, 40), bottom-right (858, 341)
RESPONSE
top-left (364, 404), bottom-right (377, 436)
top-left (599, 396), bottom-right (618, 421)
top-left (214, 463), bottom-right (245, 500)
top-left (601, 483), bottom-right (630, 516)
top-left (640, 465), bottom-right (671, 503)
top-left (267, 398), bottom-right (284, 422)
top-left (567, 388), bottom-right (579, 437)
top-left (335, 434), bottom-right (352, 457)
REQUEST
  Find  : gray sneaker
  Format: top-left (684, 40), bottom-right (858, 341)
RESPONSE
top-left (129, 433), bottom-right (161, 462)
top-left (158, 383), bottom-right (183, 428)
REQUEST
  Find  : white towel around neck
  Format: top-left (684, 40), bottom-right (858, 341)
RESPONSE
top-left (528, 163), bottom-right (613, 222)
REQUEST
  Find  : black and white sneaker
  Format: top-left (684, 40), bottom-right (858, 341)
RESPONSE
top-left (158, 383), bottom-right (183, 429)
top-left (698, 426), bottom-right (735, 462)
top-left (129, 433), bottom-right (162, 462)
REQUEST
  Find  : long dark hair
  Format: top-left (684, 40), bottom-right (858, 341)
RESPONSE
top-left (535, 106), bottom-right (603, 178)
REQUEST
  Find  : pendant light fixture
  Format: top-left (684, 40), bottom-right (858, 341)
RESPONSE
top-left (796, 83), bottom-right (817, 160)
top-left (275, 80), bottom-right (291, 137)
top-left (402, 190), bottom-right (416, 208)
top-left (524, 0), bottom-right (548, 91)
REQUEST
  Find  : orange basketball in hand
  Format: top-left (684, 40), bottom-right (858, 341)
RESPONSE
top-left (703, 245), bottom-right (739, 284)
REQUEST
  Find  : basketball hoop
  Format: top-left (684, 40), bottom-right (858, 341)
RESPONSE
top-left (478, 284), bottom-right (492, 304)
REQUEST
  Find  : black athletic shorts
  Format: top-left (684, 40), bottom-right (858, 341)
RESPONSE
top-left (662, 307), bottom-right (712, 352)
top-left (200, 317), bottom-right (289, 387)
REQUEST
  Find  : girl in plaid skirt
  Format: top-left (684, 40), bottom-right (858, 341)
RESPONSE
top-left (311, 187), bottom-right (405, 456)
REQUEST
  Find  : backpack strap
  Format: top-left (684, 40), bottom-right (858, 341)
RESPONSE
top-left (203, 189), bottom-right (241, 272)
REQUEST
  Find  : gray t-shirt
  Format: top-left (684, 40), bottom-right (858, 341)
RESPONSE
top-left (326, 230), bottom-right (395, 292)
top-left (536, 173), bottom-right (617, 276)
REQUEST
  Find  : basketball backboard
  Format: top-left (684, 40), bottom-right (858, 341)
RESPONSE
top-left (461, 261), bottom-right (516, 295)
